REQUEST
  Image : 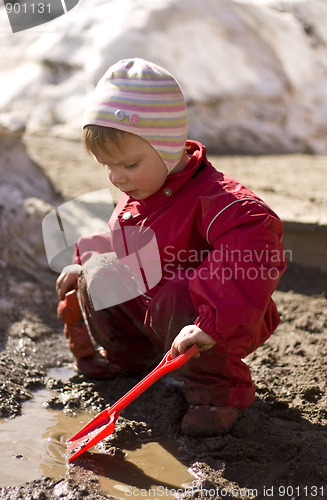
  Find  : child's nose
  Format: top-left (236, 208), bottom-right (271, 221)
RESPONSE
top-left (108, 168), bottom-right (127, 185)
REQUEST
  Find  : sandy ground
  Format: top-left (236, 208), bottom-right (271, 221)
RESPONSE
top-left (0, 135), bottom-right (326, 499)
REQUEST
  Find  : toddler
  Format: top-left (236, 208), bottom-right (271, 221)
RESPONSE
top-left (56, 58), bottom-right (286, 437)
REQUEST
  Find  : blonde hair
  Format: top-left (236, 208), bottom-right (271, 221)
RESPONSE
top-left (83, 125), bottom-right (127, 156)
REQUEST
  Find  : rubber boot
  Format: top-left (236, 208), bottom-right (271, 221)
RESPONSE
top-left (57, 289), bottom-right (96, 359)
top-left (57, 289), bottom-right (127, 379)
top-left (181, 405), bottom-right (241, 437)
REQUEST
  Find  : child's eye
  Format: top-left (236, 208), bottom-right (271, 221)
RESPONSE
top-left (125, 163), bottom-right (137, 169)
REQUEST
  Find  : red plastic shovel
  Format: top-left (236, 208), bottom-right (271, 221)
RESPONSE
top-left (67, 344), bottom-right (199, 461)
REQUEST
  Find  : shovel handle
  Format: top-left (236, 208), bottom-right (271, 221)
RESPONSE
top-left (159, 344), bottom-right (199, 370)
top-left (110, 344), bottom-right (199, 416)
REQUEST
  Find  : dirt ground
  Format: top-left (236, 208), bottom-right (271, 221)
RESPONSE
top-left (0, 136), bottom-right (326, 499)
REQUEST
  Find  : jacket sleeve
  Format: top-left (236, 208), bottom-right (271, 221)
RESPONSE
top-left (189, 202), bottom-right (286, 355)
top-left (72, 231), bottom-right (113, 265)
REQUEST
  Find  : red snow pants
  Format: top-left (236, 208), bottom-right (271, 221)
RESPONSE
top-left (78, 274), bottom-right (280, 409)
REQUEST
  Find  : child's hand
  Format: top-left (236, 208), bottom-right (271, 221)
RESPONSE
top-left (171, 325), bottom-right (217, 358)
top-left (56, 270), bottom-right (79, 299)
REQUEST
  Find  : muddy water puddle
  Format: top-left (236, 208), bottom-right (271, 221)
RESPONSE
top-left (0, 366), bottom-right (193, 498)
top-left (83, 441), bottom-right (193, 498)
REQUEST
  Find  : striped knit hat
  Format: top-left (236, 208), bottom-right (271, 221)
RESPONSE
top-left (83, 58), bottom-right (188, 172)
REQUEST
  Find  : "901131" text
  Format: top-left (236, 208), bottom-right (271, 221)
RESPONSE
top-left (5, 3), bottom-right (51, 15)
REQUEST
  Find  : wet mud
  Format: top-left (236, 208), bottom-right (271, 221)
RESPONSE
top-left (0, 261), bottom-right (327, 499)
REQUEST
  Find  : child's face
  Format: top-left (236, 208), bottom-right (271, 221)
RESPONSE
top-left (93, 132), bottom-right (168, 200)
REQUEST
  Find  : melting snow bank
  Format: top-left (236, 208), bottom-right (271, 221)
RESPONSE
top-left (1, 0), bottom-right (327, 153)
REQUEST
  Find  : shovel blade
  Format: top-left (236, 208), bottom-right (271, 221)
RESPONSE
top-left (67, 407), bottom-right (111, 444)
top-left (67, 413), bottom-right (116, 462)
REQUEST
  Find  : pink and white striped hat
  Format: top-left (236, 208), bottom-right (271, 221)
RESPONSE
top-left (83, 58), bottom-right (188, 173)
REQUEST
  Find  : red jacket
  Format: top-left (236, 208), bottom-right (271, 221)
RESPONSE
top-left (78, 141), bottom-right (286, 356)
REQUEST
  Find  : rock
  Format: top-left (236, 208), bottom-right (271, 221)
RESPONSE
top-left (1, 0), bottom-right (327, 153)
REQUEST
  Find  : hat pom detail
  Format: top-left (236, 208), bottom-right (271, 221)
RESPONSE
top-left (129, 114), bottom-right (140, 124)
